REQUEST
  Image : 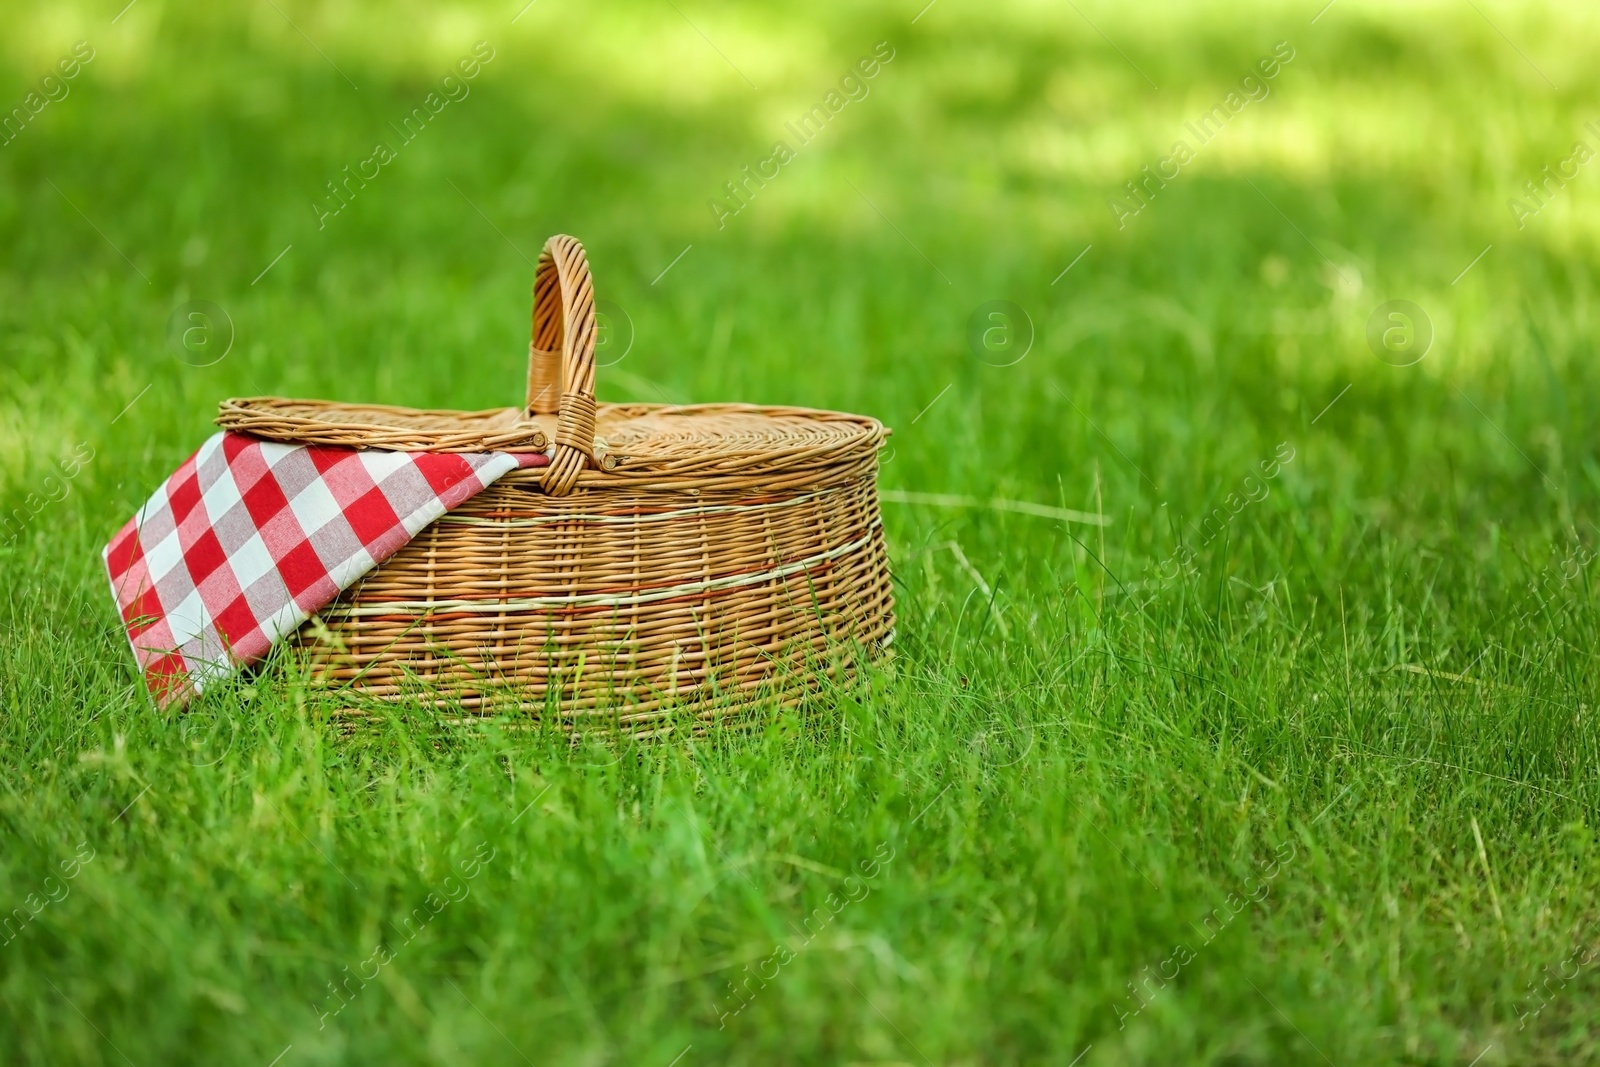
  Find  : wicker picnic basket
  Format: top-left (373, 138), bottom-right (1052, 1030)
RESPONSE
top-left (216, 235), bottom-right (893, 735)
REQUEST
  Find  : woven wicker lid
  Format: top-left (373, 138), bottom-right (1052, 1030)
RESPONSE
top-left (217, 398), bottom-right (885, 481)
top-left (216, 235), bottom-right (887, 491)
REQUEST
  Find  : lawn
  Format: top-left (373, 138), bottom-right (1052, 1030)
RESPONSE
top-left (2, 0), bottom-right (1599, 1063)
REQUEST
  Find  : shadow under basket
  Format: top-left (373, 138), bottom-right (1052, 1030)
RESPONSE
top-left (217, 235), bottom-right (894, 736)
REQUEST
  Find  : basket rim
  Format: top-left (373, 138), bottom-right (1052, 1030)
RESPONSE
top-left (217, 396), bottom-right (890, 484)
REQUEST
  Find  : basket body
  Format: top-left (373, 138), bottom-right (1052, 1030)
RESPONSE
top-left (296, 419), bottom-right (891, 733)
top-left (220, 237), bottom-right (893, 734)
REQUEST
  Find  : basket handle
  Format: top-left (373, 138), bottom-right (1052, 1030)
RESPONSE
top-left (527, 234), bottom-right (598, 495)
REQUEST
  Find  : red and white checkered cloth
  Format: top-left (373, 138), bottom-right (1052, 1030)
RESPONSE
top-left (104, 430), bottom-right (547, 706)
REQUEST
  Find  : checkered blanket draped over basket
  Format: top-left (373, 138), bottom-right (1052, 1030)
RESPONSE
top-left (103, 430), bottom-right (548, 706)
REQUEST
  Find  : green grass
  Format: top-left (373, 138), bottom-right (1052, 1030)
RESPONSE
top-left (3, 0), bottom-right (1600, 1063)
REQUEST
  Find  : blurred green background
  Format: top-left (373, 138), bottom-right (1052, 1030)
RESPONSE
top-left (2, 0), bottom-right (1599, 1064)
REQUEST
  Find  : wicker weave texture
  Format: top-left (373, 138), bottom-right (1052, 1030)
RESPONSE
top-left (299, 472), bottom-right (892, 733)
top-left (235, 235), bottom-right (893, 732)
